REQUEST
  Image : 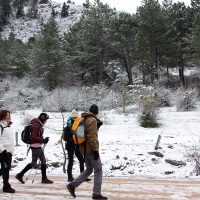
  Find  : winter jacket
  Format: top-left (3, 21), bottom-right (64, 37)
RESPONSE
top-left (79, 112), bottom-right (99, 154)
top-left (64, 117), bottom-right (75, 145)
top-left (30, 118), bottom-right (44, 148)
top-left (0, 121), bottom-right (14, 154)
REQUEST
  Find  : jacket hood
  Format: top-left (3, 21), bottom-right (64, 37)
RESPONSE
top-left (31, 118), bottom-right (43, 126)
top-left (81, 112), bottom-right (98, 119)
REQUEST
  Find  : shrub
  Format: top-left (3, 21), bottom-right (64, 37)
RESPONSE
top-left (138, 95), bottom-right (160, 128)
top-left (187, 145), bottom-right (200, 176)
top-left (171, 88), bottom-right (198, 111)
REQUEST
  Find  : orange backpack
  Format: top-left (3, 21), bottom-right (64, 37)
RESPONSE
top-left (71, 116), bottom-right (86, 144)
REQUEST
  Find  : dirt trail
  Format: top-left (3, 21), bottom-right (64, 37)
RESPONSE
top-left (0, 176), bottom-right (199, 199)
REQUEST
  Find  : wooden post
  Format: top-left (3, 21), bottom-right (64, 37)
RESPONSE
top-left (155, 134), bottom-right (162, 150)
top-left (15, 132), bottom-right (19, 146)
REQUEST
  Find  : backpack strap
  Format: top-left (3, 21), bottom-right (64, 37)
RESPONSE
top-left (0, 124), bottom-right (6, 135)
top-left (0, 125), bottom-right (3, 135)
top-left (83, 116), bottom-right (89, 160)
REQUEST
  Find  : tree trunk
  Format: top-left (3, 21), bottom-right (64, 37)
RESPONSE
top-left (179, 56), bottom-right (185, 87)
top-left (154, 48), bottom-right (159, 80)
top-left (99, 49), bottom-right (104, 82)
top-left (166, 65), bottom-right (169, 88)
top-left (122, 49), bottom-right (133, 85)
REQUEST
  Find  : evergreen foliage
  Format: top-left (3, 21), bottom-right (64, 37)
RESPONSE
top-left (61, 3), bottom-right (69, 18)
top-left (31, 18), bottom-right (66, 90)
top-left (0, 0), bottom-right (200, 89)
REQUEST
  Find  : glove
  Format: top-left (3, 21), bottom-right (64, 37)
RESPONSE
top-left (94, 151), bottom-right (99, 160)
top-left (43, 137), bottom-right (49, 144)
top-left (97, 120), bottom-right (103, 129)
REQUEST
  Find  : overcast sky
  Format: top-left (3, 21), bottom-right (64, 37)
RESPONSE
top-left (53, 0), bottom-right (191, 13)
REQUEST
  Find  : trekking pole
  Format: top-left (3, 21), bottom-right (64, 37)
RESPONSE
top-left (32, 144), bottom-right (47, 184)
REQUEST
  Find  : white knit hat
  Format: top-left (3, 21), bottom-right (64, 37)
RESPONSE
top-left (70, 109), bottom-right (79, 118)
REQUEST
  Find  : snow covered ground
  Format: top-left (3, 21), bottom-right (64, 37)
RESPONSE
top-left (0, 176), bottom-right (199, 200)
top-left (10, 106), bottom-right (200, 179)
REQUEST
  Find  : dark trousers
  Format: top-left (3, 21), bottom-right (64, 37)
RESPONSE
top-left (66, 142), bottom-right (84, 177)
top-left (0, 152), bottom-right (12, 188)
top-left (31, 147), bottom-right (46, 166)
top-left (19, 147), bottom-right (47, 180)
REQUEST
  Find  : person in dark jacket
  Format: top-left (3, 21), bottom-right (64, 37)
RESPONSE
top-left (64, 110), bottom-right (90, 182)
top-left (67, 104), bottom-right (107, 200)
top-left (15, 113), bottom-right (53, 184)
top-left (0, 110), bottom-right (15, 193)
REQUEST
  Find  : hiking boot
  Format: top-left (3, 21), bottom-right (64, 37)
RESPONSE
top-left (85, 178), bottom-right (91, 182)
top-left (15, 173), bottom-right (25, 184)
top-left (3, 186), bottom-right (16, 193)
top-left (41, 178), bottom-right (53, 184)
top-left (66, 184), bottom-right (76, 198)
top-left (92, 193), bottom-right (108, 200)
top-left (68, 176), bottom-right (74, 182)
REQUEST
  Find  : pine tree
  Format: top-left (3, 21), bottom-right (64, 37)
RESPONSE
top-left (61, 3), bottom-right (69, 18)
top-left (0, 0), bottom-right (11, 29)
top-left (64, 0), bottom-right (115, 84)
top-left (16, 4), bottom-right (25, 18)
top-left (191, 0), bottom-right (200, 16)
top-left (109, 12), bottom-right (138, 85)
top-left (137, 0), bottom-right (168, 83)
top-left (0, 37), bottom-right (9, 75)
top-left (51, 8), bottom-right (56, 18)
top-left (8, 38), bottom-right (29, 77)
top-left (164, 2), bottom-right (190, 86)
top-left (27, 0), bottom-right (38, 19)
top-left (189, 14), bottom-right (200, 64)
top-left (31, 18), bottom-right (66, 90)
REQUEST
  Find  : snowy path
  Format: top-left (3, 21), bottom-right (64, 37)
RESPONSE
top-left (0, 176), bottom-right (199, 199)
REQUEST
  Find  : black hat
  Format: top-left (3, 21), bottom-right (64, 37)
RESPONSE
top-left (89, 104), bottom-right (98, 115)
top-left (38, 113), bottom-right (49, 123)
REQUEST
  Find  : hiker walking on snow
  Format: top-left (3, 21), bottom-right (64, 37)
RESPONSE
top-left (67, 104), bottom-right (107, 200)
top-left (15, 113), bottom-right (53, 184)
top-left (64, 110), bottom-right (91, 182)
top-left (0, 110), bottom-right (15, 193)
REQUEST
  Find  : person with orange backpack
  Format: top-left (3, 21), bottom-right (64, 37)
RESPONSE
top-left (66, 104), bottom-right (107, 200)
top-left (64, 110), bottom-right (91, 182)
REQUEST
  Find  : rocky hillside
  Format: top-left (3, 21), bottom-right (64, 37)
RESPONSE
top-left (1, 0), bottom-right (83, 42)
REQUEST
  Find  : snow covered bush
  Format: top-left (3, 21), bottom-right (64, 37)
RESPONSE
top-left (138, 95), bottom-right (160, 128)
top-left (170, 88), bottom-right (198, 111)
top-left (1, 77), bottom-right (47, 111)
top-left (42, 85), bottom-right (122, 112)
top-left (154, 87), bottom-right (171, 107)
top-left (42, 88), bottom-right (82, 112)
top-left (187, 145), bottom-right (200, 176)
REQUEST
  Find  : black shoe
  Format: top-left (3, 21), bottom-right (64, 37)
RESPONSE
top-left (41, 178), bottom-right (54, 184)
top-left (85, 178), bottom-right (91, 182)
top-left (15, 173), bottom-right (25, 184)
top-left (66, 184), bottom-right (76, 198)
top-left (3, 187), bottom-right (16, 193)
top-left (68, 176), bottom-right (74, 182)
top-left (92, 193), bottom-right (108, 200)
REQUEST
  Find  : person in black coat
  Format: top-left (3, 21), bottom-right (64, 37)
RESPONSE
top-left (64, 110), bottom-right (90, 182)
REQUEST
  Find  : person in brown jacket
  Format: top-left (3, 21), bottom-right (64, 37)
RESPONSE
top-left (66, 104), bottom-right (107, 200)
